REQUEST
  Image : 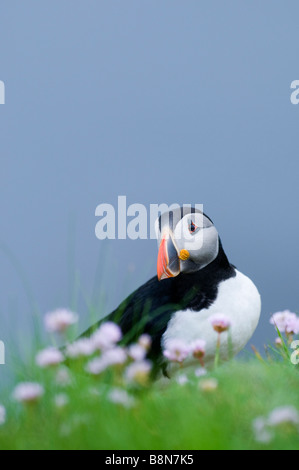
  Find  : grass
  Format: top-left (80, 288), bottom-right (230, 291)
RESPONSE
top-left (1, 350), bottom-right (299, 450)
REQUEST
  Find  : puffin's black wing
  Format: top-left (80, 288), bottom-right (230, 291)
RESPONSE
top-left (81, 275), bottom-right (181, 371)
top-left (81, 242), bottom-right (235, 374)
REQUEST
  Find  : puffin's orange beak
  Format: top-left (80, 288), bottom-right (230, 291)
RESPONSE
top-left (157, 236), bottom-right (180, 281)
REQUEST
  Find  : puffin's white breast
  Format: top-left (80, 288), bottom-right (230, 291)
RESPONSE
top-left (162, 270), bottom-right (261, 368)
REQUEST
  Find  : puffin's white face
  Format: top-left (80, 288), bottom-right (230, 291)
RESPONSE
top-left (155, 208), bottom-right (219, 281)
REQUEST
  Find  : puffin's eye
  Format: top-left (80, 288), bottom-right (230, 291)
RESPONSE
top-left (189, 220), bottom-right (198, 234)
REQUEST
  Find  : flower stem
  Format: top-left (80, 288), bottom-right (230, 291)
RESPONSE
top-left (228, 330), bottom-right (233, 360)
top-left (214, 334), bottom-right (221, 368)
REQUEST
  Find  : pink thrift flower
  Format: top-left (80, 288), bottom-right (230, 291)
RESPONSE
top-left (108, 388), bottom-right (135, 408)
top-left (138, 334), bottom-right (152, 351)
top-left (194, 368), bottom-right (207, 378)
top-left (125, 360), bottom-right (152, 386)
top-left (285, 316), bottom-right (299, 335)
top-left (252, 406), bottom-right (299, 443)
top-left (270, 311), bottom-right (299, 335)
top-left (268, 406), bottom-right (299, 427)
top-left (252, 417), bottom-right (273, 444)
top-left (13, 383), bottom-right (44, 404)
top-left (190, 339), bottom-right (206, 360)
top-left (54, 394), bottom-right (69, 409)
top-left (163, 339), bottom-right (190, 363)
top-left (102, 347), bottom-right (127, 366)
top-left (66, 338), bottom-right (95, 358)
top-left (44, 309), bottom-right (78, 334)
top-left (92, 322), bottom-right (122, 351)
top-left (128, 344), bottom-right (147, 361)
top-left (36, 347), bottom-right (64, 368)
top-left (176, 374), bottom-right (189, 385)
top-left (86, 358), bottom-right (108, 376)
top-left (86, 347), bottom-right (127, 376)
top-left (270, 311), bottom-right (289, 331)
top-left (55, 367), bottom-right (72, 387)
top-left (210, 314), bottom-right (231, 333)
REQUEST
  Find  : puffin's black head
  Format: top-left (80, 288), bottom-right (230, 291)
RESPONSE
top-left (155, 207), bottom-right (219, 281)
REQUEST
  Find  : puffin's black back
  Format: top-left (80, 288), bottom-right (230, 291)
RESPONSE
top-left (82, 239), bottom-right (236, 373)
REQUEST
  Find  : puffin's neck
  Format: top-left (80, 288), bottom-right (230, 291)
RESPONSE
top-left (211, 237), bottom-right (232, 271)
top-left (172, 238), bottom-right (235, 310)
top-left (183, 237), bottom-right (233, 279)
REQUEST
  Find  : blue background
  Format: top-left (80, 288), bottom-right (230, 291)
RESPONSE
top-left (0, 1), bottom-right (299, 374)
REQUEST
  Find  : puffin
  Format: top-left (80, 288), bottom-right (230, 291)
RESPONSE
top-left (82, 206), bottom-right (261, 376)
